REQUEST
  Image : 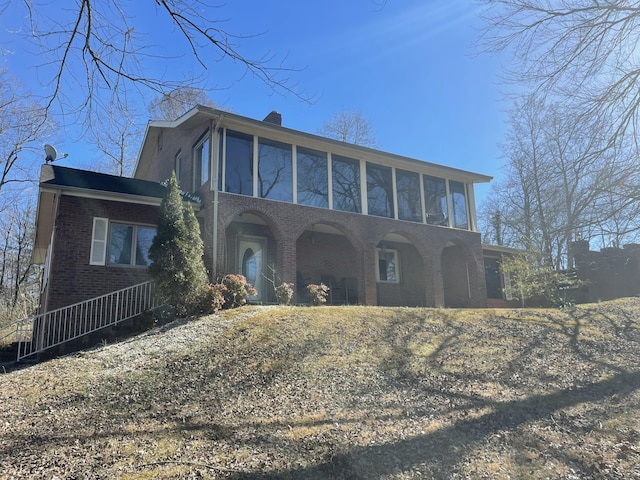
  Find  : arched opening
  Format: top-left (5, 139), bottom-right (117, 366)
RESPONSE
top-left (224, 211), bottom-right (278, 302)
top-left (376, 233), bottom-right (427, 307)
top-left (295, 223), bottom-right (359, 305)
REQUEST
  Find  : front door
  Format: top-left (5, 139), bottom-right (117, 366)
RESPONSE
top-left (238, 237), bottom-right (266, 301)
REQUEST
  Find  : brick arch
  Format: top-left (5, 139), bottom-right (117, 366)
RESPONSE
top-left (220, 206), bottom-right (285, 243)
top-left (293, 218), bottom-right (363, 253)
top-left (217, 208), bottom-right (286, 302)
top-left (371, 230), bottom-right (432, 307)
top-left (295, 220), bottom-right (364, 305)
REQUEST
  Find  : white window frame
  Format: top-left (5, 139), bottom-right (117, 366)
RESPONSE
top-left (90, 217), bottom-right (156, 267)
top-left (376, 247), bottom-right (400, 284)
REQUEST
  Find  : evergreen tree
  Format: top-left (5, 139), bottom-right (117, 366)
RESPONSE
top-left (149, 172), bottom-right (207, 315)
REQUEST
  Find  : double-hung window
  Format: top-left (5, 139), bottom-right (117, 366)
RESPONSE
top-left (90, 218), bottom-right (156, 267)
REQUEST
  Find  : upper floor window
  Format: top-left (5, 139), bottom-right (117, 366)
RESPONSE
top-left (193, 133), bottom-right (210, 190)
top-left (396, 169), bottom-right (422, 222)
top-left (225, 130), bottom-right (253, 196)
top-left (424, 175), bottom-right (448, 226)
top-left (175, 150), bottom-right (182, 185)
top-left (258, 138), bottom-right (292, 202)
top-left (214, 129), bottom-right (475, 230)
top-left (332, 154), bottom-right (361, 213)
top-left (366, 162), bottom-right (394, 218)
top-left (297, 147), bottom-right (328, 208)
top-left (449, 180), bottom-right (469, 229)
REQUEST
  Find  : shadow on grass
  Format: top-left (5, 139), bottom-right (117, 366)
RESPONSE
top-left (237, 369), bottom-right (640, 479)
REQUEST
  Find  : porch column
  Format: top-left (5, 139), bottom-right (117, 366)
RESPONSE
top-left (431, 253), bottom-right (445, 307)
top-left (279, 237), bottom-right (297, 292)
top-left (362, 241), bottom-right (378, 306)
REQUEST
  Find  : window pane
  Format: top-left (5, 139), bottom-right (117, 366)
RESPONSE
top-left (175, 151), bottom-right (182, 185)
top-left (332, 154), bottom-right (361, 213)
top-left (194, 136), bottom-right (210, 189)
top-left (378, 249), bottom-right (399, 283)
top-left (135, 227), bottom-right (156, 266)
top-left (366, 162), bottom-right (393, 218)
top-left (449, 180), bottom-right (469, 229)
top-left (297, 147), bottom-right (328, 208)
top-left (258, 138), bottom-right (292, 202)
top-left (109, 224), bottom-right (133, 265)
top-left (424, 175), bottom-right (448, 226)
top-left (396, 169), bottom-right (422, 222)
top-left (225, 130), bottom-right (253, 195)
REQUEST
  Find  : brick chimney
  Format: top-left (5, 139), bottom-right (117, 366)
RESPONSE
top-left (263, 111), bottom-right (282, 126)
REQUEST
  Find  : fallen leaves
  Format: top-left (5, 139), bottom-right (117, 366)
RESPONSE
top-left (1, 300), bottom-right (639, 479)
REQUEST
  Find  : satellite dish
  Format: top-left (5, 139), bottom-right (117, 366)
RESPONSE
top-left (44, 144), bottom-right (68, 163)
top-left (44, 144), bottom-right (57, 163)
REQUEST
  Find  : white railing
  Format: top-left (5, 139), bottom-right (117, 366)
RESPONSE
top-left (14, 281), bottom-right (160, 362)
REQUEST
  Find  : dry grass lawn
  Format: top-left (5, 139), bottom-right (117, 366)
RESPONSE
top-left (1, 299), bottom-right (640, 479)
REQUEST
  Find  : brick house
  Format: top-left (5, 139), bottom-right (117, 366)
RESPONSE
top-left (34, 106), bottom-right (495, 311)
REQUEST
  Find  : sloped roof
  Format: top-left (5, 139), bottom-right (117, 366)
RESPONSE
top-left (40, 164), bottom-right (168, 199)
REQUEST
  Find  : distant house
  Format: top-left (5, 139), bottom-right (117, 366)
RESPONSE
top-left (34, 106), bottom-right (496, 312)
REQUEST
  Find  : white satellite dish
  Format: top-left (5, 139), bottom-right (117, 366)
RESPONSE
top-left (44, 144), bottom-right (68, 163)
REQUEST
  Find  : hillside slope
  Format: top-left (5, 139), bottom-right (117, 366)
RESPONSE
top-left (1, 302), bottom-right (640, 479)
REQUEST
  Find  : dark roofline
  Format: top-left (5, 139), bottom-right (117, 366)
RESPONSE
top-left (39, 164), bottom-right (202, 203)
top-left (40, 164), bottom-right (168, 199)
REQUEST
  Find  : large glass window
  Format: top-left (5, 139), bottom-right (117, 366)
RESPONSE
top-left (108, 223), bottom-right (156, 267)
top-left (258, 138), bottom-right (292, 202)
top-left (366, 162), bottom-right (394, 218)
top-left (449, 180), bottom-right (469, 229)
top-left (396, 169), bottom-right (422, 222)
top-left (424, 175), bottom-right (448, 226)
top-left (225, 130), bottom-right (254, 195)
top-left (297, 147), bottom-right (328, 208)
top-left (332, 154), bottom-right (361, 213)
top-left (193, 134), bottom-right (210, 190)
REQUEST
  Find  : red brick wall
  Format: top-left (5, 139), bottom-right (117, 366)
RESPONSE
top-left (210, 192), bottom-right (487, 307)
top-left (44, 196), bottom-right (159, 311)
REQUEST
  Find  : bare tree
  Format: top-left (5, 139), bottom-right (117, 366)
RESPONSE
top-left (479, 95), bottom-right (638, 268)
top-left (148, 87), bottom-right (216, 121)
top-left (0, 69), bottom-right (52, 193)
top-left (15, 0), bottom-right (306, 128)
top-left (319, 110), bottom-right (378, 147)
top-left (91, 94), bottom-right (143, 177)
top-left (0, 200), bottom-right (40, 325)
top-left (480, 1), bottom-right (640, 151)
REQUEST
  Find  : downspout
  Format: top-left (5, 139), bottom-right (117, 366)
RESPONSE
top-left (41, 190), bottom-right (61, 315)
top-left (212, 114), bottom-right (224, 281)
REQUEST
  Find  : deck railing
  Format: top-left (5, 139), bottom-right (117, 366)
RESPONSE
top-left (14, 281), bottom-right (160, 361)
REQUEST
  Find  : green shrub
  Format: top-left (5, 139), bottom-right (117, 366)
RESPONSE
top-left (148, 172), bottom-right (208, 316)
top-left (306, 283), bottom-right (329, 306)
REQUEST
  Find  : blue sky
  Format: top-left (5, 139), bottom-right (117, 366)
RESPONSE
top-left (1, 0), bottom-right (508, 204)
